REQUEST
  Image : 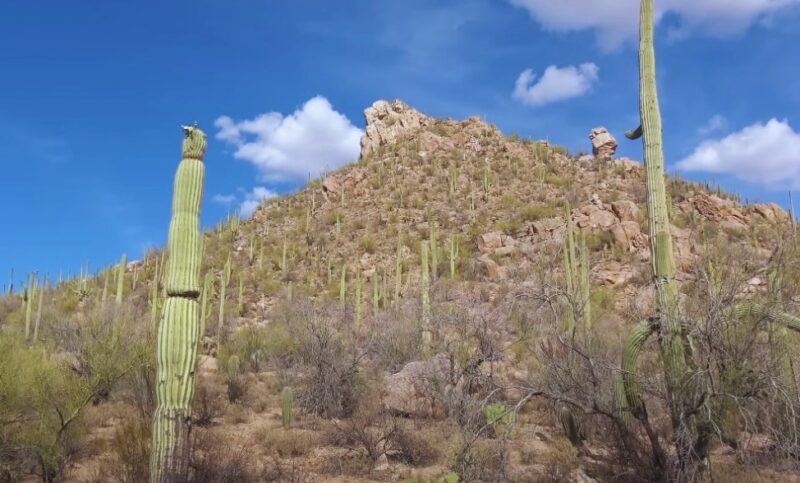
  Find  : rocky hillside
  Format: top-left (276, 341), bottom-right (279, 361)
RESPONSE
top-left (218, 98), bottom-right (791, 326)
top-left (3, 99), bottom-right (798, 483)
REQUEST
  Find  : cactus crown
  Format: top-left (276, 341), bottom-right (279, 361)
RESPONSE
top-left (181, 123), bottom-right (207, 160)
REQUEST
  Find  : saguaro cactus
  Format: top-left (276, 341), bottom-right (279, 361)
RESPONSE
top-left (150, 124), bottom-right (207, 483)
top-left (281, 386), bottom-right (293, 429)
top-left (116, 254), bottom-right (127, 306)
top-left (622, 0), bottom-right (705, 477)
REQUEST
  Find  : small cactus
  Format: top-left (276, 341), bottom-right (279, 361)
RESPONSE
top-left (115, 254), bottom-right (127, 306)
top-left (421, 241), bottom-right (431, 327)
top-left (281, 386), bottom-right (293, 429)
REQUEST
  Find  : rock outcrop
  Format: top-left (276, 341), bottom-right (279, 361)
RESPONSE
top-left (360, 100), bottom-right (430, 159)
top-left (589, 127), bottom-right (617, 159)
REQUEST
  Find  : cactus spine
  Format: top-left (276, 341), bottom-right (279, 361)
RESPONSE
top-left (150, 125), bottom-right (207, 483)
top-left (281, 386), bottom-right (293, 429)
top-left (115, 254), bottom-right (127, 306)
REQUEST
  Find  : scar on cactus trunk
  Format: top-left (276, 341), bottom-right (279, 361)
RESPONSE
top-left (150, 124), bottom-right (206, 483)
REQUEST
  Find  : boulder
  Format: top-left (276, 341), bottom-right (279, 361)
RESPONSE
top-left (611, 221), bottom-right (648, 252)
top-left (611, 200), bottom-right (640, 222)
top-left (589, 127), bottom-right (617, 159)
top-left (478, 232), bottom-right (504, 254)
top-left (383, 354), bottom-right (451, 418)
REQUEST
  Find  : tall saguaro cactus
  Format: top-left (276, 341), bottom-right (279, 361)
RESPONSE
top-left (150, 125), bottom-right (207, 483)
top-left (623, 0), bottom-right (706, 477)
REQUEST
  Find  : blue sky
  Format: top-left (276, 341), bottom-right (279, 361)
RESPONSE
top-left (1, 0), bottom-right (799, 288)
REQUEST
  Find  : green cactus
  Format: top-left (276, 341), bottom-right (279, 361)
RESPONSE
top-left (449, 237), bottom-right (459, 279)
top-left (101, 268), bottom-right (110, 306)
top-left (340, 264), bottom-right (347, 306)
top-left (395, 239), bottom-right (403, 307)
top-left (237, 273), bottom-right (244, 316)
top-left (115, 254), bottom-right (127, 306)
top-left (372, 272), bottom-right (379, 311)
top-left (218, 254), bottom-right (231, 339)
top-left (623, 1), bottom-right (705, 475)
top-left (281, 386), bottom-right (293, 429)
top-left (150, 125), bottom-right (207, 483)
top-left (355, 269), bottom-right (362, 328)
top-left (24, 273), bottom-right (35, 342)
top-left (200, 272), bottom-right (213, 338)
top-left (32, 282), bottom-right (44, 344)
top-left (429, 220), bottom-right (438, 278)
top-left (421, 241), bottom-right (431, 327)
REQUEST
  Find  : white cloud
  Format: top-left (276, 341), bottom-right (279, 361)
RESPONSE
top-left (212, 194), bottom-right (236, 205)
top-left (698, 114), bottom-right (728, 136)
top-left (513, 63), bottom-right (599, 107)
top-left (509, 0), bottom-right (799, 49)
top-left (676, 119), bottom-right (800, 190)
top-left (239, 187), bottom-right (278, 218)
top-left (215, 96), bottom-right (363, 181)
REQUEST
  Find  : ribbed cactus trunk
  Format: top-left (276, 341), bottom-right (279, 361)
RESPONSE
top-left (150, 125), bottom-right (206, 483)
top-left (626, 1), bottom-right (707, 478)
top-left (116, 254), bottom-right (127, 306)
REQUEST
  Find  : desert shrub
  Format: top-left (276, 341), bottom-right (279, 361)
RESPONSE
top-left (99, 416), bottom-right (150, 483)
top-left (452, 438), bottom-right (508, 482)
top-left (539, 438), bottom-right (581, 483)
top-left (257, 427), bottom-right (317, 458)
top-left (193, 380), bottom-right (225, 426)
top-left (294, 310), bottom-right (366, 418)
top-left (218, 324), bottom-right (298, 374)
top-left (0, 310), bottom-right (145, 482)
top-left (391, 425), bottom-right (441, 466)
top-left (190, 431), bottom-right (261, 483)
top-left (359, 234), bottom-right (377, 254)
top-left (518, 203), bottom-right (560, 223)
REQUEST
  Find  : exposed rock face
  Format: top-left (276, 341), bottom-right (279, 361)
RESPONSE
top-left (321, 167), bottom-right (368, 201)
top-left (691, 193), bottom-right (748, 231)
top-left (589, 127), bottom-right (617, 159)
top-left (753, 203), bottom-right (790, 223)
top-left (360, 100), bottom-right (430, 159)
top-left (611, 200), bottom-right (640, 222)
top-left (611, 221), bottom-right (648, 253)
top-left (478, 254), bottom-right (508, 281)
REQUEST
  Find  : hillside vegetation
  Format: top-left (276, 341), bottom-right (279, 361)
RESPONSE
top-left (2, 100), bottom-right (800, 482)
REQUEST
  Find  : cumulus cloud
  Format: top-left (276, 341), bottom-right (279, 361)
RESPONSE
top-left (698, 114), bottom-right (728, 136)
top-left (509, 0), bottom-right (799, 49)
top-left (676, 119), bottom-right (800, 190)
top-left (215, 96), bottom-right (363, 181)
top-left (513, 63), bottom-right (599, 107)
top-left (239, 187), bottom-right (278, 218)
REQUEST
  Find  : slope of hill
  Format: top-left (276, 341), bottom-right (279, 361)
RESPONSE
top-left (1, 99), bottom-right (798, 483)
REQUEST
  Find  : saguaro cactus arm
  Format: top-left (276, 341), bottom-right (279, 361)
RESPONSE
top-left (150, 124), bottom-right (207, 483)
